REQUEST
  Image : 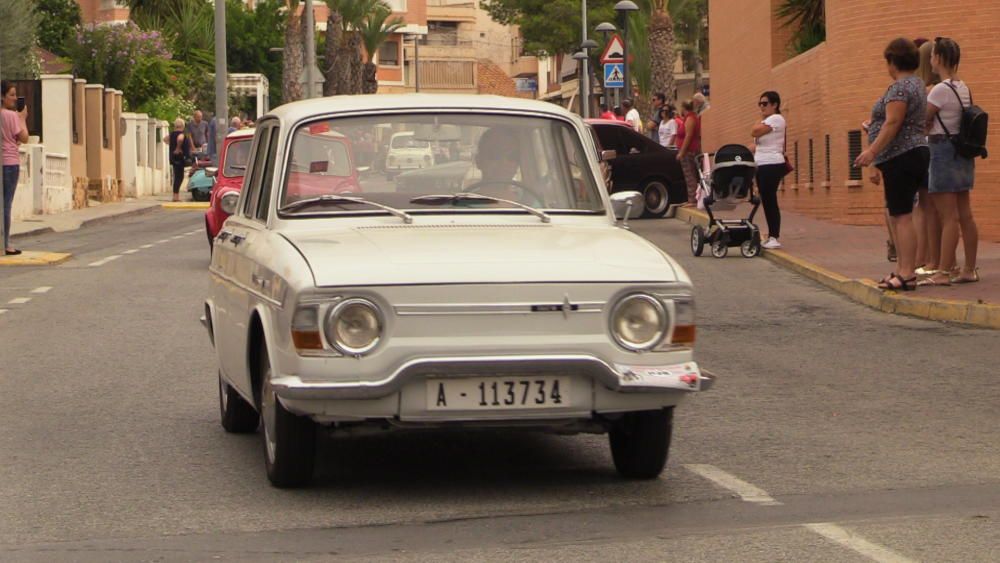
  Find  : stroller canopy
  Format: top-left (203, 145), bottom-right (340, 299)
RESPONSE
top-left (711, 144), bottom-right (756, 203)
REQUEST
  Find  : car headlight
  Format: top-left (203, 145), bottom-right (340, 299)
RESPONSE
top-left (610, 294), bottom-right (668, 352)
top-left (220, 192), bottom-right (239, 215)
top-left (325, 298), bottom-right (383, 356)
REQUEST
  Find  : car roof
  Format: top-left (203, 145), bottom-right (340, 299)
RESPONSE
top-left (584, 118), bottom-right (630, 127)
top-left (265, 94), bottom-right (581, 124)
top-left (226, 128), bottom-right (255, 139)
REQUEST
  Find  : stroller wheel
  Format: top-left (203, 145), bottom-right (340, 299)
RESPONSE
top-left (690, 226), bottom-right (706, 256)
top-left (711, 238), bottom-right (728, 258)
top-left (740, 239), bottom-right (761, 258)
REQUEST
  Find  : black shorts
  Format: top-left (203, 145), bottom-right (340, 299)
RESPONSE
top-left (876, 146), bottom-right (929, 217)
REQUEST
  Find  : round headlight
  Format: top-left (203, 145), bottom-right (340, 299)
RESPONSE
top-left (610, 294), bottom-right (668, 352)
top-left (325, 299), bottom-right (383, 355)
top-left (220, 192), bottom-right (239, 215)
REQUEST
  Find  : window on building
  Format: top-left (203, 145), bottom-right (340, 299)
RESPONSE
top-left (424, 21), bottom-right (459, 46)
top-left (808, 138), bottom-right (814, 184)
top-left (378, 40), bottom-right (400, 66)
top-left (825, 134), bottom-right (831, 183)
top-left (847, 130), bottom-right (862, 181)
top-left (793, 140), bottom-right (800, 184)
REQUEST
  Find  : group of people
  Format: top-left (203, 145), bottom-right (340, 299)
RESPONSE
top-left (854, 36), bottom-right (980, 290)
top-left (166, 110), bottom-right (255, 202)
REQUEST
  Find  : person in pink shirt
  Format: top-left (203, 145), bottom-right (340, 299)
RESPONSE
top-left (2, 80), bottom-right (29, 255)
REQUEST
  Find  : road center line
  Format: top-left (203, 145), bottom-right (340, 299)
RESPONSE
top-left (0, 309), bottom-right (8, 315)
top-left (88, 255), bottom-right (122, 267)
top-left (122, 249), bottom-right (139, 255)
top-left (805, 523), bottom-right (916, 563)
top-left (170, 235), bottom-right (183, 240)
top-left (8, 297), bottom-right (31, 305)
top-left (140, 244), bottom-right (154, 249)
top-left (31, 286), bottom-right (52, 294)
top-left (156, 239), bottom-right (170, 243)
top-left (684, 464), bottom-right (782, 505)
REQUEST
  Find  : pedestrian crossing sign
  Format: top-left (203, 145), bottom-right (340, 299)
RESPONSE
top-left (604, 63), bottom-right (624, 88)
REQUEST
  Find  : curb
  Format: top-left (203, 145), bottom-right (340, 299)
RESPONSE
top-left (672, 206), bottom-right (1000, 329)
top-left (162, 202), bottom-right (209, 210)
top-left (0, 251), bottom-right (72, 266)
top-left (11, 202), bottom-right (161, 240)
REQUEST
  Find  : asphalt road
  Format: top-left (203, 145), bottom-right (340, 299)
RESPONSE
top-left (0, 211), bottom-right (996, 562)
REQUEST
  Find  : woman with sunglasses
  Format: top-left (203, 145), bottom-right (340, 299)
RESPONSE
top-left (750, 91), bottom-right (786, 249)
top-left (855, 37), bottom-right (929, 291)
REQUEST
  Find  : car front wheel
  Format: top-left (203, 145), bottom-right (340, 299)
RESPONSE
top-left (219, 371), bottom-right (259, 433)
top-left (640, 180), bottom-right (671, 218)
top-left (260, 344), bottom-right (316, 488)
top-left (609, 408), bottom-right (673, 479)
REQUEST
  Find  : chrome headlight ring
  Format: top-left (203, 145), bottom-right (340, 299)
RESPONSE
top-left (220, 192), bottom-right (239, 214)
top-left (609, 293), bottom-right (670, 352)
top-left (324, 298), bottom-right (384, 356)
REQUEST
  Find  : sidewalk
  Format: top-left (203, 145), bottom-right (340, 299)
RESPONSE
top-left (674, 205), bottom-right (999, 329)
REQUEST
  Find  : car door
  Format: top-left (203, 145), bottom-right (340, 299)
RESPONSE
top-left (214, 122), bottom-right (275, 395)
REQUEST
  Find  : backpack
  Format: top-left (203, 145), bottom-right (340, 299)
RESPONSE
top-left (935, 81), bottom-right (989, 159)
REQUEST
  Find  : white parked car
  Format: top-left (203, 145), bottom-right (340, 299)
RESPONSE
top-left (385, 131), bottom-right (434, 179)
top-left (205, 94), bottom-right (713, 488)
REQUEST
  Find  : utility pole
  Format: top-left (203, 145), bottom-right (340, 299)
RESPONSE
top-left (304, 0), bottom-right (317, 98)
top-left (213, 0), bottom-right (228, 159)
top-left (413, 34), bottom-right (421, 93)
top-left (580, 1), bottom-right (589, 118)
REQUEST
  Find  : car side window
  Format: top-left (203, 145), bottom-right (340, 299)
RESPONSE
top-left (594, 126), bottom-right (622, 154)
top-left (242, 124), bottom-right (272, 218)
top-left (255, 127), bottom-right (281, 222)
top-left (620, 128), bottom-right (648, 155)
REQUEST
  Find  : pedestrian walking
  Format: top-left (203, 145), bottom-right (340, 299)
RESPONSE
top-left (186, 110), bottom-right (210, 155)
top-left (751, 91), bottom-right (787, 249)
top-left (854, 38), bottom-right (929, 291)
top-left (658, 104), bottom-right (678, 148)
top-left (675, 99), bottom-right (702, 206)
top-left (2, 80), bottom-right (28, 256)
top-left (921, 37), bottom-right (980, 286)
top-left (646, 92), bottom-right (666, 140)
top-left (228, 116), bottom-right (242, 134)
top-left (166, 118), bottom-right (193, 202)
top-left (622, 99), bottom-right (642, 133)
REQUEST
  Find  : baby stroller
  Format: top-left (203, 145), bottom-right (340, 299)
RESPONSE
top-left (690, 144), bottom-right (762, 258)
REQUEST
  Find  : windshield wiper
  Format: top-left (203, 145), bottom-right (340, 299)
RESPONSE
top-left (409, 193), bottom-right (550, 224)
top-left (280, 194), bottom-right (413, 223)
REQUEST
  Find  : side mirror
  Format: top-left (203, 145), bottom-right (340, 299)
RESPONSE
top-left (205, 167), bottom-right (218, 178)
top-left (600, 149), bottom-right (617, 162)
top-left (610, 191), bottom-right (642, 229)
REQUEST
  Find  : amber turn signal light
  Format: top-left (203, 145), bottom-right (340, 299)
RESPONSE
top-left (671, 325), bottom-right (696, 345)
top-left (291, 330), bottom-right (323, 350)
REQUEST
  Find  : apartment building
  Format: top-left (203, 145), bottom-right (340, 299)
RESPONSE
top-left (76, 0), bottom-right (129, 25)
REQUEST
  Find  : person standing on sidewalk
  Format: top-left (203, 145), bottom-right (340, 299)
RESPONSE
top-left (855, 38), bottom-right (929, 291)
top-left (676, 99), bottom-right (702, 207)
top-left (922, 37), bottom-right (979, 286)
top-left (186, 110), bottom-right (210, 155)
top-left (646, 92), bottom-right (666, 140)
top-left (623, 99), bottom-right (642, 133)
top-left (751, 91), bottom-right (787, 249)
top-left (658, 104), bottom-right (679, 148)
top-left (166, 118), bottom-right (192, 202)
top-left (1, 81), bottom-right (28, 256)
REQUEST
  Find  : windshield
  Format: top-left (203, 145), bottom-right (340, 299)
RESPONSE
top-left (222, 139), bottom-right (252, 177)
top-left (279, 113), bottom-right (604, 216)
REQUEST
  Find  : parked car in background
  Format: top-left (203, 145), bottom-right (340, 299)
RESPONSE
top-left (205, 94), bottom-right (712, 488)
top-left (205, 129), bottom-right (255, 248)
top-left (385, 131), bottom-right (434, 179)
top-left (586, 119), bottom-right (686, 218)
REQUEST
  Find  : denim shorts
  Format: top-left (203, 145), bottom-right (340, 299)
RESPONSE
top-left (929, 140), bottom-right (975, 193)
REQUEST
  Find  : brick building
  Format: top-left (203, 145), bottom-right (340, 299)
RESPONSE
top-left (704, 0), bottom-right (1000, 241)
top-left (76, 0), bottom-right (129, 25)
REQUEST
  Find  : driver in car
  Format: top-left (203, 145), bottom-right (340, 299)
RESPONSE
top-left (465, 127), bottom-right (534, 204)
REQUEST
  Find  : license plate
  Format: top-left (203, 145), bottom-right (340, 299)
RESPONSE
top-left (426, 376), bottom-right (570, 410)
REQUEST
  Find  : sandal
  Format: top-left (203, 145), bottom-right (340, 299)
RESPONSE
top-left (914, 266), bottom-right (938, 277)
top-left (878, 273), bottom-right (916, 291)
top-left (917, 274), bottom-right (951, 287)
top-left (4, 248), bottom-right (21, 256)
top-left (950, 268), bottom-right (980, 284)
top-left (886, 240), bottom-right (897, 262)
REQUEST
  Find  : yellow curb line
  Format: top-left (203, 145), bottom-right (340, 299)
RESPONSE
top-left (671, 206), bottom-right (999, 329)
top-left (0, 251), bottom-right (72, 266)
top-left (162, 202), bottom-right (209, 209)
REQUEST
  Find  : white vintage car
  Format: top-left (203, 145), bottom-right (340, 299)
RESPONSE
top-left (385, 131), bottom-right (435, 179)
top-left (205, 94), bottom-right (713, 488)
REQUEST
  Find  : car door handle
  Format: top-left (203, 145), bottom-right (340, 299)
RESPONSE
top-left (230, 234), bottom-right (245, 246)
top-left (251, 273), bottom-right (269, 289)
top-left (217, 231), bottom-right (231, 242)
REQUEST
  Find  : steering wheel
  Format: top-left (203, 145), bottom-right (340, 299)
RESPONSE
top-left (463, 179), bottom-right (545, 207)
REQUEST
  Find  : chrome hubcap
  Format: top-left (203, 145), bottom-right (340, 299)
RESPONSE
top-left (645, 184), bottom-right (667, 213)
top-left (262, 367), bottom-right (276, 463)
top-left (219, 374), bottom-right (228, 412)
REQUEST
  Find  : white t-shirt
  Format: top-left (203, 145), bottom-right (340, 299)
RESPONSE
top-left (625, 108), bottom-right (642, 132)
top-left (754, 113), bottom-right (786, 166)
top-left (658, 118), bottom-right (678, 147)
top-left (927, 79), bottom-right (971, 136)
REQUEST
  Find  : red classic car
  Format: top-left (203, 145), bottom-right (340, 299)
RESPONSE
top-left (204, 126), bottom-right (363, 250)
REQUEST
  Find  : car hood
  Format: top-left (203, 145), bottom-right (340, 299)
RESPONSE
top-left (281, 222), bottom-right (679, 287)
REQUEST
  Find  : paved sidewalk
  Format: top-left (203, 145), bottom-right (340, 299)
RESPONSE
top-left (8, 197), bottom-right (172, 239)
top-left (673, 205), bottom-right (999, 328)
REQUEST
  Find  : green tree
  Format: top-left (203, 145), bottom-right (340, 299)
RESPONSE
top-left (777, 0), bottom-right (825, 54)
top-left (225, 0), bottom-right (285, 107)
top-left (357, 2), bottom-right (403, 94)
top-left (36, 0), bottom-right (81, 57)
top-left (0, 0), bottom-right (41, 79)
top-left (648, 0), bottom-right (676, 102)
top-left (131, 0), bottom-right (215, 70)
top-left (483, 0), bottom-right (617, 57)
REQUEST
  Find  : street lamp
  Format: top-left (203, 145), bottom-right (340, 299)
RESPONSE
top-left (580, 39), bottom-right (598, 119)
top-left (407, 33), bottom-right (421, 93)
top-left (614, 0), bottom-right (639, 101)
top-left (594, 22), bottom-right (617, 110)
top-left (572, 51), bottom-right (588, 117)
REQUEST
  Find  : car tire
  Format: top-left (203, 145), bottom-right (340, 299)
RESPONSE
top-left (219, 371), bottom-right (259, 433)
top-left (640, 180), bottom-right (671, 218)
top-left (609, 408), bottom-right (673, 479)
top-left (259, 344), bottom-right (316, 488)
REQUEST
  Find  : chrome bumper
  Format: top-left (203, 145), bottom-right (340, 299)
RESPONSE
top-left (271, 354), bottom-right (714, 400)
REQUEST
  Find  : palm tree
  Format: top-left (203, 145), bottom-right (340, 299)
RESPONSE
top-left (324, 0), bottom-right (385, 95)
top-left (358, 4), bottom-right (404, 94)
top-left (282, 0), bottom-right (304, 103)
top-left (648, 0), bottom-right (676, 103)
top-left (777, 0), bottom-right (825, 54)
top-left (670, 0), bottom-right (707, 92)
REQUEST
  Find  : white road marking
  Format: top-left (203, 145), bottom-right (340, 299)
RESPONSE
top-left (140, 244), bottom-right (154, 249)
top-left (31, 286), bottom-right (52, 294)
top-left (684, 464), bottom-right (782, 505)
top-left (88, 255), bottom-right (122, 267)
top-left (187, 229), bottom-right (201, 235)
top-left (805, 523), bottom-right (917, 563)
top-left (7, 297), bottom-right (31, 305)
top-left (123, 249), bottom-right (139, 255)
top-left (0, 309), bottom-right (8, 315)
top-left (170, 235), bottom-right (183, 240)
top-left (156, 239), bottom-right (170, 243)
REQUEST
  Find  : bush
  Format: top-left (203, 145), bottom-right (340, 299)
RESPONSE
top-left (68, 22), bottom-right (171, 92)
top-left (136, 95), bottom-right (196, 123)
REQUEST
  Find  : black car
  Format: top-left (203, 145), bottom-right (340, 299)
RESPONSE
top-left (586, 119), bottom-right (687, 217)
